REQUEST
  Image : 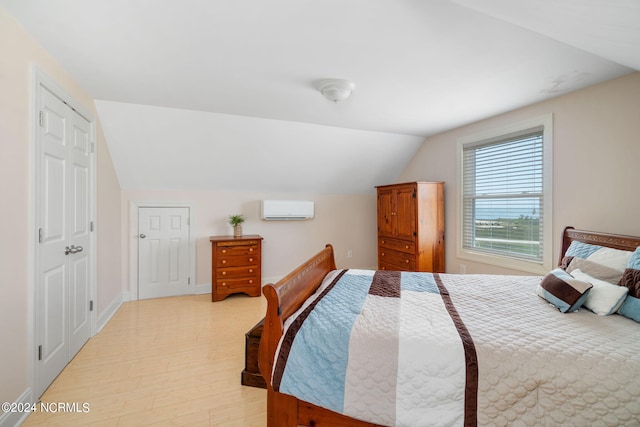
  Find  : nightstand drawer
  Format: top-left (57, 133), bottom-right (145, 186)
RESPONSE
top-left (378, 237), bottom-right (415, 254)
top-left (216, 265), bottom-right (259, 279)
top-left (217, 244), bottom-right (259, 256)
top-left (217, 277), bottom-right (259, 291)
top-left (216, 254), bottom-right (260, 268)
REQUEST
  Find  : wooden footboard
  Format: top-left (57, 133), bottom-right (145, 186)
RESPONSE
top-left (258, 245), bottom-right (384, 427)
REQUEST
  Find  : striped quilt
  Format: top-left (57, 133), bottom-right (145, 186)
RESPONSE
top-left (272, 269), bottom-right (478, 426)
top-left (270, 269), bottom-right (640, 427)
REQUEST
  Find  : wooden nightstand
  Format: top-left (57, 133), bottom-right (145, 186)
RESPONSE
top-left (210, 235), bottom-right (263, 302)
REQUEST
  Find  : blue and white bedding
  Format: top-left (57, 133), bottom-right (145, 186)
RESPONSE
top-left (270, 269), bottom-right (640, 427)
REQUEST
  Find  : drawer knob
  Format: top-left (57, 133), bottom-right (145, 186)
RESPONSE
top-left (222, 260), bottom-right (227, 264)
top-left (222, 271), bottom-right (227, 276)
top-left (249, 248), bottom-right (254, 252)
top-left (221, 282), bottom-right (227, 286)
top-left (405, 259), bottom-right (410, 264)
top-left (405, 245), bottom-right (409, 249)
top-left (222, 249), bottom-right (227, 253)
top-left (381, 240), bottom-right (385, 244)
top-left (249, 269), bottom-right (253, 273)
top-left (249, 280), bottom-right (253, 284)
top-left (249, 258), bottom-right (254, 262)
top-left (381, 252), bottom-right (385, 257)
top-left (381, 266), bottom-right (386, 270)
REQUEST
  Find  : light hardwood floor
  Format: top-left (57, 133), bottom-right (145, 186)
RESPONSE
top-left (23, 294), bottom-right (267, 426)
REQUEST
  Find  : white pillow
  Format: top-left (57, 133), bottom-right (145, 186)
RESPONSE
top-left (586, 247), bottom-right (632, 272)
top-left (571, 269), bottom-right (629, 315)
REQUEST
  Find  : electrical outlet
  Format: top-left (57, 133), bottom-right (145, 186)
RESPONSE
top-left (347, 250), bottom-right (353, 258)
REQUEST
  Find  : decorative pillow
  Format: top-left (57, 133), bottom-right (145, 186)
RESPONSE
top-left (571, 269), bottom-right (629, 315)
top-left (537, 268), bottom-right (592, 313)
top-left (616, 246), bottom-right (640, 323)
top-left (564, 257), bottom-right (624, 285)
top-left (565, 241), bottom-right (632, 272)
top-left (565, 240), bottom-right (633, 271)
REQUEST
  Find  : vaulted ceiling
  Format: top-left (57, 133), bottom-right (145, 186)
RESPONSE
top-left (3, 0), bottom-right (638, 193)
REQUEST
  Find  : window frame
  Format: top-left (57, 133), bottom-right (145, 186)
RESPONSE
top-left (456, 114), bottom-right (553, 274)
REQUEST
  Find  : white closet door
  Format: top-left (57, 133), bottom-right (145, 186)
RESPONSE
top-left (37, 86), bottom-right (92, 396)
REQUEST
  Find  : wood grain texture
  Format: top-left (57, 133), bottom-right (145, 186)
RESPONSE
top-left (560, 226), bottom-right (640, 265)
top-left (22, 294), bottom-right (267, 426)
top-left (376, 182), bottom-right (445, 273)
top-left (210, 235), bottom-right (263, 302)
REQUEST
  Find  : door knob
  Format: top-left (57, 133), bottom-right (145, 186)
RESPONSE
top-left (140, 234), bottom-right (146, 239)
top-left (64, 245), bottom-right (84, 255)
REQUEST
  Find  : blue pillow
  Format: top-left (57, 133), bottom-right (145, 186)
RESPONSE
top-left (617, 247), bottom-right (640, 323)
top-left (537, 268), bottom-right (592, 313)
top-left (565, 241), bottom-right (603, 259)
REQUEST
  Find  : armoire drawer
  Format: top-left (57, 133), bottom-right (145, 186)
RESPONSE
top-left (378, 247), bottom-right (415, 270)
top-left (378, 261), bottom-right (413, 272)
top-left (378, 237), bottom-right (415, 254)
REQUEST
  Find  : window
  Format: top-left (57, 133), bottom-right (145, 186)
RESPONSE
top-left (457, 115), bottom-right (553, 273)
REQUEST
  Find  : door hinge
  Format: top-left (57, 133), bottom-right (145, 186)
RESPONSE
top-left (39, 111), bottom-right (44, 127)
top-left (188, 277), bottom-right (191, 285)
top-left (38, 228), bottom-right (43, 243)
top-left (412, 192), bottom-right (416, 198)
top-left (90, 221), bottom-right (94, 232)
top-left (38, 345), bottom-right (42, 361)
top-left (90, 300), bottom-right (94, 311)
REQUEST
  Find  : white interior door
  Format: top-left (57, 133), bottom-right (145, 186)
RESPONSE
top-left (138, 207), bottom-right (191, 299)
top-left (37, 86), bottom-right (92, 396)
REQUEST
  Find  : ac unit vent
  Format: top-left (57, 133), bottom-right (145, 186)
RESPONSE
top-left (261, 200), bottom-right (314, 221)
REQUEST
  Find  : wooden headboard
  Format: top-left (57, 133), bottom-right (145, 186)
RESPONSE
top-left (560, 226), bottom-right (640, 265)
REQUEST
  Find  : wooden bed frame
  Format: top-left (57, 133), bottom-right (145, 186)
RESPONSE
top-left (258, 227), bottom-right (640, 427)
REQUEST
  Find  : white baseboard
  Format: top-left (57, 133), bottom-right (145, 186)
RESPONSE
top-left (194, 283), bottom-right (211, 295)
top-left (0, 388), bottom-right (32, 427)
top-left (96, 293), bottom-right (124, 333)
top-left (262, 276), bottom-right (283, 286)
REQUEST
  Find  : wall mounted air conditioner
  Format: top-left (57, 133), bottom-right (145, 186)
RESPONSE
top-left (261, 200), bottom-right (314, 221)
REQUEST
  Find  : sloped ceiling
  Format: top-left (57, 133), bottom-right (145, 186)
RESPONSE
top-left (95, 101), bottom-right (425, 193)
top-left (2, 0), bottom-right (638, 193)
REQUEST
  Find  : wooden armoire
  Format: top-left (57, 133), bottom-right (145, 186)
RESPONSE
top-left (376, 181), bottom-right (445, 272)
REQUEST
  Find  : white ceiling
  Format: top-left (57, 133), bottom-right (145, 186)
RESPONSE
top-left (3, 0), bottom-right (638, 193)
top-left (95, 100), bottom-right (425, 194)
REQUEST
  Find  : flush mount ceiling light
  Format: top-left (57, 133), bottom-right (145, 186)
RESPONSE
top-left (317, 78), bottom-right (355, 103)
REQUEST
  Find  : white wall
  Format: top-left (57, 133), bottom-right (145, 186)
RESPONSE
top-left (399, 72), bottom-right (640, 275)
top-left (122, 189), bottom-right (378, 295)
top-left (0, 6), bottom-right (122, 414)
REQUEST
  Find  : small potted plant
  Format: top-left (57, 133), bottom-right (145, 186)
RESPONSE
top-left (229, 214), bottom-right (245, 237)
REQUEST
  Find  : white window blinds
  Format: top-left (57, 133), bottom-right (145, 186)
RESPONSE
top-left (462, 127), bottom-right (544, 262)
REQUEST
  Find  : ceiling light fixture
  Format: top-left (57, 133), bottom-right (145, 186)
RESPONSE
top-left (317, 78), bottom-right (355, 103)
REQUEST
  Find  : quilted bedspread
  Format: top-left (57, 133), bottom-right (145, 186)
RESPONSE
top-left (270, 269), bottom-right (640, 427)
